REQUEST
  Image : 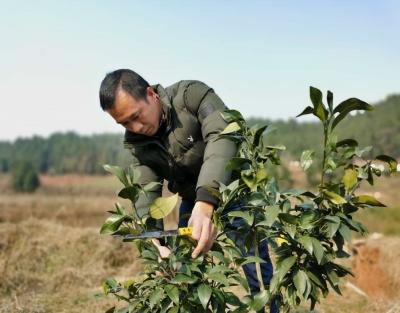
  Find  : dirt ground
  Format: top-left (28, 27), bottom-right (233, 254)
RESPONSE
top-left (0, 173), bottom-right (399, 312)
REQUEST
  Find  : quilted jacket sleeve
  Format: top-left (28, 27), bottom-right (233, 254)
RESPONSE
top-left (184, 81), bottom-right (238, 206)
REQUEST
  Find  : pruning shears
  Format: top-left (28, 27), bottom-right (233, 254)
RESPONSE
top-left (115, 227), bottom-right (193, 242)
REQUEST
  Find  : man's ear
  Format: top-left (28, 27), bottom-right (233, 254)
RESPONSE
top-left (147, 86), bottom-right (159, 102)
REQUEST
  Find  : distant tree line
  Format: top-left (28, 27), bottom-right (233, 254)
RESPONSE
top-left (0, 132), bottom-right (132, 175)
top-left (0, 94), bottom-right (398, 176)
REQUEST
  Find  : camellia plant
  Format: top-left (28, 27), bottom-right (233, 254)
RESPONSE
top-left (101, 87), bottom-right (397, 313)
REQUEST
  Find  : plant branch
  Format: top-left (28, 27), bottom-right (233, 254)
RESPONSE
top-left (254, 229), bottom-right (265, 292)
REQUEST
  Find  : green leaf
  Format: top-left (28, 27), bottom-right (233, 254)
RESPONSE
top-left (324, 216), bottom-right (341, 238)
top-left (149, 288), bottom-right (164, 308)
top-left (309, 86), bottom-right (328, 121)
top-left (221, 122), bottom-right (241, 134)
top-left (314, 103), bottom-right (329, 122)
top-left (353, 195), bottom-right (385, 207)
top-left (241, 171), bottom-right (257, 191)
top-left (171, 274), bottom-right (197, 284)
top-left (300, 150), bottom-right (314, 171)
top-left (332, 98), bottom-right (373, 129)
top-left (208, 251), bottom-right (230, 264)
top-left (309, 86), bottom-right (323, 108)
top-left (342, 168), bottom-right (358, 192)
top-left (324, 190), bottom-right (346, 205)
top-left (207, 272), bottom-right (230, 286)
top-left (248, 192), bottom-right (267, 206)
top-left (149, 193), bottom-right (179, 219)
top-left (220, 109), bottom-right (244, 123)
top-left (298, 236), bottom-right (313, 255)
top-left (297, 106), bottom-right (314, 118)
top-left (228, 211), bottom-right (254, 226)
top-left (240, 255), bottom-right (266, 266)
top-left (118, 186), bottom-right (140, 201)
top-left (325, 215), bottom-right (340, 223)
top-left (269, 274), bottom-right (279, 293)
top-left (279, 213), bottom-right (298, 225)
top-left (338, 223), bottom-right (352, 242)
top-left (284, 224), bottom-right (297, 239)
top-left (299, 210), bottom-right (319, 229)
top-left (253, 124), bottom-right (269, 147)
top-left (326, 268), bottom-right (339, 286)
top-left (375, 155), bottom-right (398, 173)
top-left (100, 214), bottom-right (125, 234)
top-left (127, 165), bottom-right (141, 184)
top-left (103, 164), bottom-right (129, 186)
top-left (225, 292), bottom-right (242, 306)
top-left (293, 270), bottom-right (308, 297)
top-left (311, 238), bottom-right (325, 264)
top-left (142, 249), bottom-right (158, 260)
top-left (197, 284), bottom-right (212, 309)
top-left (250, 290), bottom-right (270, 311)
top-left (111, 227), bottom-right (140, 236)
top-left (306, 270), bottom-right (326, 289)
top-left (327, 90), bottom-right (333, 112)
top-left (226, 157), bottom-right (251, 171)
top-left (115, 202), bottom-right (125, 215)
top-left (143, 181), bottom-right (162, 192)
top-left (336, 139), bottom-right (358, 148)
top-left (264, 205), bottom-right (280, 227)
top-left (333, 97), bottom-right (373, 114)
top-left (165, 285), bottom-right (179, 304)
top-left (102, 277), bottom-right (119, 294)
top-left (255, 167), bottom-right (268, 183)
top-left (167, 307), bottom-right (179, 313)
top-left (122, 279), bottom-right (135, 289)
top-left (277, 255), bottom-right (296, 281)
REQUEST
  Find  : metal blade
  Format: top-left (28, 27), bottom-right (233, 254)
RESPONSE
top-left (118, 229), bottom-right (179, 242)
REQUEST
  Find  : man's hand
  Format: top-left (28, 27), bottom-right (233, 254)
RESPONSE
top-left (151, 238), bottom-right (172, 258)
top-left (151, 239), bottom-right (182, 271)
top-left (188, 201), bottom-right (218, 258)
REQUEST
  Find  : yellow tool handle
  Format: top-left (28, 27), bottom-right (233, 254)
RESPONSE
top-left (178, 227), bottom-right (193, 236)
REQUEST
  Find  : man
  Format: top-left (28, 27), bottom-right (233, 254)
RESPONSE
top-left (99, 69), bottom-right (278, 313)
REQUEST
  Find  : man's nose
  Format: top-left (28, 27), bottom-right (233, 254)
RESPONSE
top-left (130, 122), bottom-right (144, 134)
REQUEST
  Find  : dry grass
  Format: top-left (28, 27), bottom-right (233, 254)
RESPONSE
top-left (0, 218), bottom-right (141, 313)
top-left (0, 173), bottom-right (399, 312)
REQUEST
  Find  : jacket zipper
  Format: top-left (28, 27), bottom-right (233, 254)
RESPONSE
top-left (124, 138), bottom-right (176, 173)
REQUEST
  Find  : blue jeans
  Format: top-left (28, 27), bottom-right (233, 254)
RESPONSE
top-left (178, 199), bottom-right (279, 313)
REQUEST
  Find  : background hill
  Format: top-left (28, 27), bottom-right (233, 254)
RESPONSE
top-left (1, 94), bottom-right (399, 175)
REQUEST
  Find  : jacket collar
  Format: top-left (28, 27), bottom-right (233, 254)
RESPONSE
top-left (124, 83), bottom-right (172, 145)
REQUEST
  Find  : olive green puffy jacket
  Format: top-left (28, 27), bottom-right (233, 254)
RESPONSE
top-left (123, 80), bottom-right (238, 217)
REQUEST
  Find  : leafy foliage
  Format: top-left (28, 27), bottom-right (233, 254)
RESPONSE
top-left (210, 88), bottom-right (397, 311)
top-left (100, 87), bottom-right (397, 312)
top-left (100, 165), bottom-right (251, 313)
top-left (10, 160), bottom-right (40, 192)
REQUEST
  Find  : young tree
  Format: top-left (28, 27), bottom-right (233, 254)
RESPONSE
top-left (100, 87), bottom-right (397, 313)
top-left (11, 161), bottom-right (40, 192)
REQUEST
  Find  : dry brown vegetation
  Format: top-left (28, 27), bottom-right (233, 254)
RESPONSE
top-left (0, 173), bottom-right (399, 312)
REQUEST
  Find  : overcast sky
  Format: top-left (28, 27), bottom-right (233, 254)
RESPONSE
top-left (1, 1), bottom-right (399, 141)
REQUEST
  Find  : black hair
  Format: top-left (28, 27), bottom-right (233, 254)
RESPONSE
top-left (99, 69), bottom-right (150, 110)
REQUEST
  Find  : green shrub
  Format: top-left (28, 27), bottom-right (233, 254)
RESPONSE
top-left (100, 87), bottom-right (397, 313)
top-left (11, 161), bottom-right (40, 192)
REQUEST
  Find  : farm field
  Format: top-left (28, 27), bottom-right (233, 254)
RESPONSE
top-left (0, 173), bottom-right (399, 313)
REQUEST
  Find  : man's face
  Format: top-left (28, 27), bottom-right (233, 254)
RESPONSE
top-left (107, 87), bottom-right (162, 136)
